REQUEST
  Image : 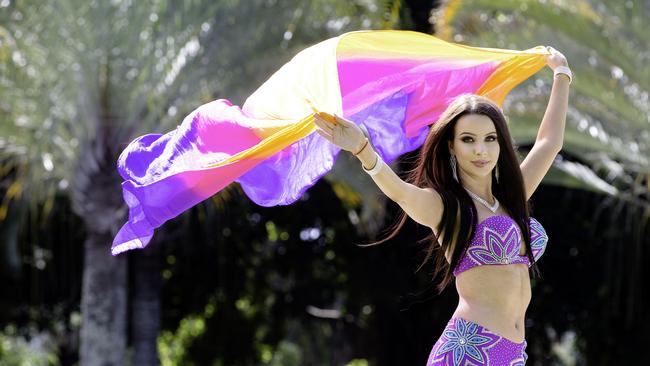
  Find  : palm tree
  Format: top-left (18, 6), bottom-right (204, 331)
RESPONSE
top-left (0, 1), bottom-right (384, 364)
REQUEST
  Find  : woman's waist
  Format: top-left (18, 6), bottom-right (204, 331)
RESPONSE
top-left (456, 283), bottom-right (530, 306)
top-left (453, 296), bottom-right (527, 323)
top-left (455, 266), bottom-right (531, 303)
top-left (455, 280), bottom-right (531, 319)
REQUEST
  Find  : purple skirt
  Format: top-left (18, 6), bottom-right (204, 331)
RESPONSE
top-left (427, 317), bottom-right (528, 365)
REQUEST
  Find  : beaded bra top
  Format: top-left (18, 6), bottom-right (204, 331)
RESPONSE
top-left (453, 214), bottom-right (548, 277)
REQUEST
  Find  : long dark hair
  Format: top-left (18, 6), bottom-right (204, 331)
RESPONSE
top-left (363, 94), bottom-right (540, 292)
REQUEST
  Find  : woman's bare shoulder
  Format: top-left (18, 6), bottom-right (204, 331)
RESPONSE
top-left (397, 185), bottom-right (444, 230)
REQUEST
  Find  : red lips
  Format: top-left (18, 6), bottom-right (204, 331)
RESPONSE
top-left (471, 160), bottom-right (489, 167)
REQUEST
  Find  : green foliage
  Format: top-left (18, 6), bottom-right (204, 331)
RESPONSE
top-left (440, 0), bottom-right (649, 197)
top-left (158, 296), bottom-right (215, 366)
top-left (346, 359), bottom-right (370, 366)
top-left (265, 340), bottom-right (302, 366)
top-left (153, 177), bottom-right (383, 365)
top-left (0, 325), bottom-right (59, 366)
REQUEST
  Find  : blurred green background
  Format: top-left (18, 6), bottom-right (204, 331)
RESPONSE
top-left (1, 0), bottom-right (648, 365)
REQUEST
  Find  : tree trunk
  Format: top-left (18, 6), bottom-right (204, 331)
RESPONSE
top-left (132, 244), bottom-right (162, 365)
top-left (80, 232), bottom-right (127, 366)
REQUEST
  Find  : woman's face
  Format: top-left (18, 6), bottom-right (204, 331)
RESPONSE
top-left (448, 113), bottom-right (500, 179)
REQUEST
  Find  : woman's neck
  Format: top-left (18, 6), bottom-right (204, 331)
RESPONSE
top-left (459, 173), bottom-right (493, 203)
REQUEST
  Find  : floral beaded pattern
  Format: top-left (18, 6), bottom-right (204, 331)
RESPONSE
top-left (453, 215), bottom-right (548, 276)
top-left (529, 218), bottom-right (548, 261)
top-left (428, 318), bottom-right (528, 366)
top-left (430, 318), bottom-right (499, 365)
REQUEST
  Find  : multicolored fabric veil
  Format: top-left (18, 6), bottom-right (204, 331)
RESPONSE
top-left (112, 30), bottom-right (548, 255)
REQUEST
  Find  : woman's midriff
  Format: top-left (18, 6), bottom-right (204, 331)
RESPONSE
top-left (452, 263), bottom-right (531, 343)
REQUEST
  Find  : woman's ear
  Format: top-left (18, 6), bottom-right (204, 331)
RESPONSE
top-left (447, 140), bottom-right (454, 155)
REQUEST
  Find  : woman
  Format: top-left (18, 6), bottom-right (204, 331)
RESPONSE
top-left (313, 46), bottom-right (570, 365)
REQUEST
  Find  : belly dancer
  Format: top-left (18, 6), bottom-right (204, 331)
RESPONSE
top-left (314, 46), bottom-right (570, 365)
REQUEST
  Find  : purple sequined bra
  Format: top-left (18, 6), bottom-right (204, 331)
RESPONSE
top-left (453, 214), bottom-right (548, 276)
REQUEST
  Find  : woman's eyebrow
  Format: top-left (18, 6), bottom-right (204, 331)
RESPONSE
top-left (459, 131), bottom-right (497, 136)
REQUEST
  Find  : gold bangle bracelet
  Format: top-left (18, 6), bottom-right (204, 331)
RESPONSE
top-left (353, 139), bottom-right (369, 156)
top-left (362, 152), bottom-right (383, 175)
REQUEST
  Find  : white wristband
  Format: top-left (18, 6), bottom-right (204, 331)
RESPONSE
top-left (553, 66), bottom-right (572, 84)
top-left (362, 152), bottom-right (383, 176)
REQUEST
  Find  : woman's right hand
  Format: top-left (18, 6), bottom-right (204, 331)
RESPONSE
top-left (313, 112), bottom-right (367, 154)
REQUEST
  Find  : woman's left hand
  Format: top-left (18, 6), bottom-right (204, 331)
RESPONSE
top-left (545, 46), bottom-right (568, 70)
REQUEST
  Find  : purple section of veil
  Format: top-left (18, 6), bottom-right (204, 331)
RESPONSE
top-left (112, 101), bottom-right (263, 254)
top-left (236, 90), bottom-right (428, 206)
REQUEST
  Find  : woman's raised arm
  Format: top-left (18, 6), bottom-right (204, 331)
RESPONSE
top-left (520, 46), bottom-right (570, 200)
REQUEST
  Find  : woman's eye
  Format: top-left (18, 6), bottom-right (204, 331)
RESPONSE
top-left (462, 137), bottom-right (473, 143)
top-left (487, 136), bottom-right (496, 141)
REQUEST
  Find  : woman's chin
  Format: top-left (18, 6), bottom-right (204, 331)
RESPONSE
top-left (460, 170), bottom-right (493, 180)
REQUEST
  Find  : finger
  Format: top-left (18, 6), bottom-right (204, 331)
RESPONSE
top-left (315, 128), bottom-right (332, 141)
top-left (314, 115), bottom-right (335, 134)
top-left (316, 112), bottom-right (339, 125)
top-left (314, 112), bottom-right (336, 130)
